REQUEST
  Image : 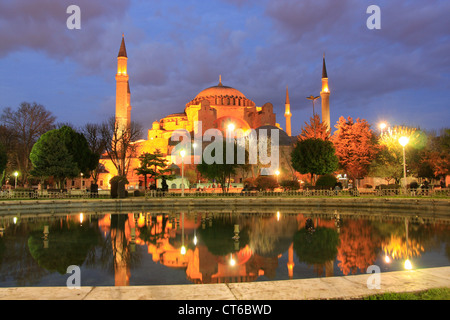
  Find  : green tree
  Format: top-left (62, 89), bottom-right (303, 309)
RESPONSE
top-left (135, 149), bottom-right (174, 189)
top-left (197, 141), bottom-right (249, 193)
top-left (29, 130), bottom-right (78, 188)
top-left (58, 126), bottom-right (99, 177)
top-left (291, 138), bottom-right (339, 184)
top-left (29, 126), bottom-right (97, 188)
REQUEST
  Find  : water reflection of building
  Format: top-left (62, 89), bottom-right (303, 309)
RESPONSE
top-left (99, 212), bottom-right (299, 284)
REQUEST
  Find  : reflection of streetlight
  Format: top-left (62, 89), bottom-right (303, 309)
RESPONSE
top-left (13, 171), bottom-right (18, 189)
top-left (229, 254), bottom-right (236, 266)
top-left (180, 149), bottom-right (185, 197)
top-left (399, 136), bottom-right (410, 192)
top-left (404, 217), bottom-right (412, 270)
top-left (180, 212), bottom-right (186, 255)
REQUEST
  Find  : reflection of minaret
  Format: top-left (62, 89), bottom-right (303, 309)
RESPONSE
top-left (287, 243), bottom-right (294, 279)
top-left (320, 54), bottom-right (330, 132)
top-left (111, 215), bottom-right (130, 286)
top-left (115, 35), bottom-right (131, 133)
top-left (284, 86), bottom-right (292, 136)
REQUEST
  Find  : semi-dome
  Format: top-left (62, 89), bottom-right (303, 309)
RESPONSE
top-left (255, 125), bottom-right (294, 146)
top-left (186, 77), bottom-right (255, 108)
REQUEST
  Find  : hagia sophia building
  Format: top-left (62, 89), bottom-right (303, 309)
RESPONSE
top-left (96, 36), bottom-right (331, 190)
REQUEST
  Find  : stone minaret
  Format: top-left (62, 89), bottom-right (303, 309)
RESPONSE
top-left (115, 35), bottom-right (130, 132)
top-left (284, 86), bottom-right (292, 136)
top-left (320, 54), bottom-right (330, 132)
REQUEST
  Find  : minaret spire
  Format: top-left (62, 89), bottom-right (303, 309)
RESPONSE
top-left (116, 35), bottom-right (130, 134)
top-left (322, 53), bottom-right (328, 79)
top-left (320, 53), bottom-right (331, 134)
top-left (284, 85), bottom-right (292, 136)
top-left (118, 34), bottom-right (127, 58)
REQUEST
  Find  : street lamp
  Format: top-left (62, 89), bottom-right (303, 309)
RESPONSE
top-left (399, 136), bottom-right (409, 193)
top-left (275, 170), bottom-right (280, 183)
top-left (306, 95), bottom-right (320, 138)
top-left (306, 95), bottom-right (320, 116)
top-left (80, 172), bottom-right (84, 190)
top-left (13, 171), bottom-right (18, 189)
top-left (379, 122), bottom-right (387, 135)
top-left (180, 149), bottom-right (185, 197)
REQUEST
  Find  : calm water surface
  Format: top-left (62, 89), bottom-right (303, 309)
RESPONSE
top-left (0, 210), bottom-right (449, 287)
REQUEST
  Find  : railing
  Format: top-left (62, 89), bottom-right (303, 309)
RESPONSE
top-left (145, 188), bottom-right (450, 198)
top-left (0, 189), bottom-right (111, 200)
top-left (0, 188), bottom-right (447, 200)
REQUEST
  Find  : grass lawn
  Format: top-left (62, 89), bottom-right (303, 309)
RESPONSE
top-left (363, 287), bottom-right (450, 300)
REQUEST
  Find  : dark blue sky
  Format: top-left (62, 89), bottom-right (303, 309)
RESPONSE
top-left (0, 0), bottom-right (449, 137)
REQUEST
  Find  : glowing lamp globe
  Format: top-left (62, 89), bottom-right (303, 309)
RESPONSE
top-left (398, 136), bottom-right (409, 147)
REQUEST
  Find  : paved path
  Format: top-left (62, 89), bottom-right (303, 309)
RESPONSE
top-left (1, 267), bottom-right (449, 300)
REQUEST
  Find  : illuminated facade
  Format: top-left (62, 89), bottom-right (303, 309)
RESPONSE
top-left (97, 36), bottom-right (331, 189)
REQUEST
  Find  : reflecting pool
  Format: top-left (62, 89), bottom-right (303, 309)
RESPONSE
top-left (0, 210), bottom-right (449, 287)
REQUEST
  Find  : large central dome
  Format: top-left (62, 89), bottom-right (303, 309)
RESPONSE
top-left (186, 78), bottom-right (255, 108)
top-left (195, 83), bottom-right (247, 100)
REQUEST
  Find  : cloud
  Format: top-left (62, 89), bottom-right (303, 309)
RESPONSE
top-left (0, 0), bottom-right (132, 72)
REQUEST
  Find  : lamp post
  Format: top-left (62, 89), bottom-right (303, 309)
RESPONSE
top-left (379, 122), bottom-right (387, 135)
top-left (80, 172), bottom-right (84, 190)
top-left (13, 171), bottom-right (18, 189)
top-left (275, 170), bottom-right (280, 183)
top-left (399, 136), bottom-right (409, 194)
top-left (180, 149), bottom-right (185, 197)
top-left (306, 95), bottom-right (320, 138)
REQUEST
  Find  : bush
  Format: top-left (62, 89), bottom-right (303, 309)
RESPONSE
top-left (133, 190), bottom-right (141, 197)
top-left (375, 184), bottom-right (401, 190)
top-left (280, 179), bottom-right (300, 190)
top-left (243, 177), bottom-right (256, 187)
top-left (315, 174), bottom-right (337, 188)
top-left (363, 184), bottom-right (373, 188)
top-left (409, 181), bottom-right (419, 189)
top-left (255, 175), bottom-right (279, 191)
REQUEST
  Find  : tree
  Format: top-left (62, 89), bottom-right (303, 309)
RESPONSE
top-left (58, 126), bottom-right (99, 177)
top-left (29, 126), bottom-right (97, 188)
top-left (197, 141), bottom-right (248, 193)
top-left (100, 117), bottom-right (142, 177)
top-left (0, 143), bottom-right (7, 186)
top-left (80, 123), bottom-right (108, 184)
top-left (29, 130), bottom-right (78, 188)
top-left (420, 129), bottom-right (450, 179)
top-left (331, 116), bottom-right (379, 185)
top-left (369, 146), bottom-right (403, 184)
top-left (0, 102), bottom-right (55, 184)
top-left (135, 149), bottom-right (174, 189)
top-left (298, 114), bottom-right (330, 141)
top-left (291, 138), bottom-right (339, 184)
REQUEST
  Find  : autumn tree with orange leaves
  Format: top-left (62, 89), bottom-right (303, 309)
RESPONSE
top-left (331, 116), bottom-right (380, 186)
top-left (298, 114), bottom-right (330, 141)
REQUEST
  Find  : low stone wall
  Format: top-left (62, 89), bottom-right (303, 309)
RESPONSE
top-left (0, 197), bottom-right (448, 216)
